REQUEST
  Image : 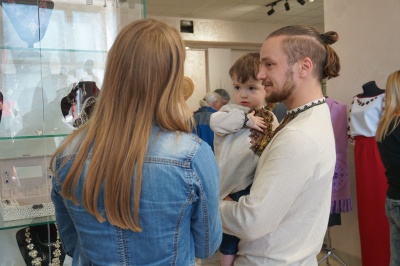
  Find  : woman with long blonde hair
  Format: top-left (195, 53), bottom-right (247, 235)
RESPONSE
top-left (376, 70), bottom-right (400, 266)
top-left (51, 18), bottom-right (222, 265)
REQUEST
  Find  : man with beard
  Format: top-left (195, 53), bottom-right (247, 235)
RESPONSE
top-left (219, 25), bottom-right (341, 265)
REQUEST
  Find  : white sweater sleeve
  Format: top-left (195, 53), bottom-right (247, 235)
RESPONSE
top-left (210, 104), bottom-right (250, 136)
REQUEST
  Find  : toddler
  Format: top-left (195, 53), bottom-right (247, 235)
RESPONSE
top-left (210, 52), bottom-right (279, 266)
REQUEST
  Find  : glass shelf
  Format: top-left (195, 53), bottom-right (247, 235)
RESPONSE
top-left (0, 0), bottom-right (145, 235)
top-left (0, 133), bottom-right (70, 140)
top-left (0, 215), bottom-right (55, 231)
top-left (0, 46), bottom-right (108, 54)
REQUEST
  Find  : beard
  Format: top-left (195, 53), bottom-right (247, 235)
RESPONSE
top-left (265, 68), bottom-right (295, 103)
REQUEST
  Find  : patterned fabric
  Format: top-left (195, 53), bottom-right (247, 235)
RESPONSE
top-left (273, 98), bottom-right (327, 139)
top-left (347, 93), bottom-right (385, 144)
top-left (1, 0), bottom-right (54, 47)
top-left (326, 97), bottom-right (352, 213)
top-left (249, 108), bottom-right (275, 156)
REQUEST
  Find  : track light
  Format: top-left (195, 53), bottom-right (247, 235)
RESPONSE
top-left (297, 0), bottom-right (306, 5)
top-left (284, 0), bottom-right (290, 11)
top-left (267, 5), bottom-right (275, 16)
top-left (265, 0), bottom-right (296, 16)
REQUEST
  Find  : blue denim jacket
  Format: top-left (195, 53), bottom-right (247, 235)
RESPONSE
top-left (51, 126), bottom-right (222, 266)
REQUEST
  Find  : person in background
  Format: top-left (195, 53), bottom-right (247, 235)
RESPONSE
top-left (376, 70), bottom-right (400, 266)
top-left (215, 88), bottom-right (231, 106)
top-left (210, 52), bottom-right (278, 266)
top-left (193, 91), bottom-right (224, 151)
top-left (271, 101), bottom-right (287, 122)
top-left (50, 18), bottom-right (222, 265)
top-left (219, 25), bottom-right (341, 265)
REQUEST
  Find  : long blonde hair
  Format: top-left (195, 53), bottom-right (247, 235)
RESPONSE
top-left (50, 18), bottom-right (193, 231)
top-left (376, 70), bottom-right (400, 142)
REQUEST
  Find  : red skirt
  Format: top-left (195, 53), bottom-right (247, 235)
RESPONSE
top-left (354, 136), bottom-right (390, 266)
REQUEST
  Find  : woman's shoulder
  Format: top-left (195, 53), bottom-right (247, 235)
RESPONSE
top-left (149, 129), bottom-right (212, 161)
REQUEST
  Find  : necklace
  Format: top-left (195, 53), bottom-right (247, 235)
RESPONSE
top-left (25, 224), bottom-right (62, 266)
top-left (272, 98), bottom-right (327, 139)
top-left (356, 96), bottom-right (378, 106)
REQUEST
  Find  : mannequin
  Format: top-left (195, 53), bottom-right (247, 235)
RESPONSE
top-left (348, 84), bottom-right (390, 265)
top-left (359, 81), bottom-right (385, 97)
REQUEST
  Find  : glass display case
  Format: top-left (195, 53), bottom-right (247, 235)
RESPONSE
top-left (0, 0), bottom-right (144, 264)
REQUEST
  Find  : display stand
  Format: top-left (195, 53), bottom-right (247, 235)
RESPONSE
top-left (318, 228), bottom-right (347, 266)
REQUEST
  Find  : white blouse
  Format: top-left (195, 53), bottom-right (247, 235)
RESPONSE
top-left (348, 93), bottom-right (385, 140)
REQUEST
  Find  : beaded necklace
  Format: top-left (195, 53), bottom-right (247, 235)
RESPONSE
top-left (25, 224), bottom-right (62, 266)
top-left (356, 95), bottom-right (379, 106)
top-left (272, 98), bottom-right (327, 139)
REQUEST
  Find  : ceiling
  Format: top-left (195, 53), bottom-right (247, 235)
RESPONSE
top-left (145, 0), bottom-right (324, 30)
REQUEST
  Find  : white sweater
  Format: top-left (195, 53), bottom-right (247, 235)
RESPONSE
top-left (220, 102), bottom-right (335, 266)
top-left (210, 104), bottom-right (279, 199)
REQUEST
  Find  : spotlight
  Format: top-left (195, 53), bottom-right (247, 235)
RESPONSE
top-left (297, 0), bottom-right (306, 5)
top-left (267, 6), bottom-right (275, 16)
top-left (284, 0), bottom-right (290, 11)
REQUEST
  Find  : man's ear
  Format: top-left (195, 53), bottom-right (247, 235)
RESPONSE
top-left (298, 57), bottom-right (313, 77)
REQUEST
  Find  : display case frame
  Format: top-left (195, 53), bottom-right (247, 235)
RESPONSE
top-left (0, 0), bottom-right (145, 264)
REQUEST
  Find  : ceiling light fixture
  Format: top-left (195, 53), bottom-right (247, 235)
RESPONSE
top-left (267, 5), bottom-right (275, 16)
top-left (266, 0), bottom-right (301, 16)
top-left (284, 0), bottom-right (290, 11)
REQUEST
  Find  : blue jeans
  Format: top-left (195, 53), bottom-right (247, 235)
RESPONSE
top-left (385, 197), bottom-right (400, 266)
top-left (220, 185), bottom-right (251, 255)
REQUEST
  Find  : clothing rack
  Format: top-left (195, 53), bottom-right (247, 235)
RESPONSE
top-left (318, 227), bottom-right (348, 265)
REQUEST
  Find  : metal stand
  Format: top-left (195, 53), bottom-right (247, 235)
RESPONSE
top-left (318, 227), bottom-right (348, 265)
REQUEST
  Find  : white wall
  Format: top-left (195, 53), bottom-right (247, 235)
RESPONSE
top-left (207, 48), bottom-right (232, 93)
top-left (184, 49), bottom-right (207, 112)
top-left (325, 0), bottom-right (400, 264)
top-left (154, 16), bottom-right (296, 110)
top-left (151, 16), bottom-right (308, 44)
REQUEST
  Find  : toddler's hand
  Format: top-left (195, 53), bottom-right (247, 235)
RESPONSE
top-left (246, 111), bottom-right (266, 132)
top-left (224, 196), bottom-right (233, 201)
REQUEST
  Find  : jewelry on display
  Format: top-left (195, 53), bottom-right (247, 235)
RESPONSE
top-left (25, 224), bottom-right (62, 266)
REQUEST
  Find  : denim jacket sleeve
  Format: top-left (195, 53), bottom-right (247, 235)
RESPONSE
top-left (190, 141), bottom-right (222, 259)
top-left (51, 176), bottom-right (78, 257)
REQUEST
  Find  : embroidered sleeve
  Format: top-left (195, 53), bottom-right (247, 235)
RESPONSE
top-left (249, 109), bottom-right (276, 156)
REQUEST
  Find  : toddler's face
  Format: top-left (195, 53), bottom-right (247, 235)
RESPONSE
top-left (231, 77), bottom-right (266, 109)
